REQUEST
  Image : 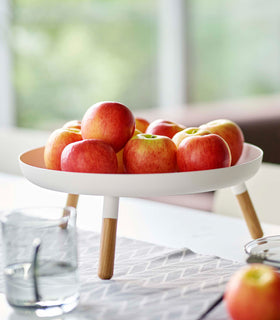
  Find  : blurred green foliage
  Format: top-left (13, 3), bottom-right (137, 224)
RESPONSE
top-left (12, 0), bottom-right (280, 129)
top-left (13, 0), bottom-right (157, 129)
top-left (188, 0), bottom-right (280, 102)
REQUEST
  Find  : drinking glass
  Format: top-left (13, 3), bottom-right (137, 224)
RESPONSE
top-left (0, 206), bottom-right (79, 317)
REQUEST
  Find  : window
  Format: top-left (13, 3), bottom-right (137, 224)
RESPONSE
top-left (1, 0), bottom-right (280, 130)
top-left (12, 0), bottom-right (158, 129)
top-left (188, 0), bottom-right (280, 103)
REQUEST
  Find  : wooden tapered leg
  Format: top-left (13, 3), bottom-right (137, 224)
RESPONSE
top-left (61, 194), bottom-right (79, 228)
top-left (231, 183), bottom-right (263, 239)
top-left (98, 196), bottom-right (119, 280)
top-left (65, 193), bottom-right (79, 210)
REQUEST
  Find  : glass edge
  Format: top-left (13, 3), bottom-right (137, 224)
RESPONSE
top-left (244, 235), bottom-right (280, 264)
top-left (0, 206), bottom-right (76, 226)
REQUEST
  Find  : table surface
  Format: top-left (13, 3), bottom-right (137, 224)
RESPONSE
top-left (1, 172), bottom-right (280, 319)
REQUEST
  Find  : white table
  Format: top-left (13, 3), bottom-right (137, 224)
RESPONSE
top-left (1, 172), bottom-right (280, 319)
top-left (1, 172), bottom-right (280, 260)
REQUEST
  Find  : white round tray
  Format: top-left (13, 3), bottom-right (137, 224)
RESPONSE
top-left (19, 142), bottom-right (264, 279)
top-left (19, 143), bottom-right (263, 197)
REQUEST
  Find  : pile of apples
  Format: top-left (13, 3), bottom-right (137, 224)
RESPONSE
top-left (44, 101), bottom-right (244, 174)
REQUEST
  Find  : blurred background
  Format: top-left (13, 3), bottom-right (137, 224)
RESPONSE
top-left (1, 0), bottom-right (280, 223)
top-left (1, 0), bottom-right (280, 130)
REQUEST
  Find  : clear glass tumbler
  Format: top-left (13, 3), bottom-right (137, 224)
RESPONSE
top-left (0, 206), bottom-right (79, 317)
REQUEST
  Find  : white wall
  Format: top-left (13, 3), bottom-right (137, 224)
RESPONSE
top-left (0, 128), bottom-right (49, 175)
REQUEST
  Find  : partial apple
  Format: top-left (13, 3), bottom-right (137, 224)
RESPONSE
top-left (61, 139), bottom-right (118, 173)
top-left (145, 119), bottom-right (185, 139)
top-left (135, 117), bottom-right (150, 133)
top-left (177, 133), bottom-right (231, 171)
top-left (81, 101), bottom-right (135, 153)
top-left (116, 149), bottom-right (125, 174)
top-left (62, 120), bottom-right (82, 130)
top-left (200, 119), bottom-right (244, 165)
top-left (224, 263), bottom-right (280, 320)
top-left (116, 128), bottom-right (142, 173)
top-left (44, 128), bottom-right (82, 170)
top-left (172, 127), bottom-right (211, 148)
top-left (123, 133), bottom-right (177, 174)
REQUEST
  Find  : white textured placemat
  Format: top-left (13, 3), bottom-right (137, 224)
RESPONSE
top-left (0, 230), bottom-right (242, 319)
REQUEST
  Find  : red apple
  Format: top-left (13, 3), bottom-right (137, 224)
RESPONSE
top-left (224, 264), bottom-right (280, 320)
top-left (61, 139), bottom-right (118, 173)
top-left (116, 129), bottom-right (142, 173)
top-left (177, 133), bottom-right (231, 171)
top-left (81, 101), bottom-right (135, 153)
top-left (44, 128), bottom-right (82, 170)
top-left (135, 117), bottom-right (150, 133)
top-left (145, 119), bottom-right (186, 139)
top-left (62, 120), bottom-right (82, 130)
top-left (200, 119), bottom-right (244, 165)
top-left (172, 127), bottom-right (211, 148)
top-left (116, 148), bottom-right (125, 174)
top-left (123, 133), bottom-right (177, 174)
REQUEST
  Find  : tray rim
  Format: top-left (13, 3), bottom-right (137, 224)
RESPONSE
top-left (19, 142), bottom-right (263, 197)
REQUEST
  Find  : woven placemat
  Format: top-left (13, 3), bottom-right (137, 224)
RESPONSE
top-left (0, 230), bottom-right (242, 319)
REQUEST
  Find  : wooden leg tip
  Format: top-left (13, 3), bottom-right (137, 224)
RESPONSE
top-left (98, 271), bottom-right (113, 280)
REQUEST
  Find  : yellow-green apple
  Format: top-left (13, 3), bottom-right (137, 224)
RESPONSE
top-left (172, 127), bottom-right (211, 148)
top-left (61, 139), bottom-right (118, 173)
top-left (62, 120), bottom-right (82, 130)
top-left (44, 128), bottom-right (82, 170)
top-left (123, 133), bottom-right (177, 174)
top-left (116, 129), bottom-right (142, 173)
top-left (177, 133), bottom-right (231, 171)
top-left (224, 264), bottom-right (280, 320)
top-left (135, 117), bottom-right (150, 133)
top-left (145, 119), bottom-right (186, 139)
top-left (200, 119), bottom-right (244, 165)
top-left (81, 101), bottom-right (135, 153)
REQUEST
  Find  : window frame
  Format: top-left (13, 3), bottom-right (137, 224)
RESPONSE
top-left (0, 0), bottom-right (14, 127)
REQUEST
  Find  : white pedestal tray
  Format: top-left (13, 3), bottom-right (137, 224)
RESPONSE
top-left (19, 142), bottom-right (263, 279)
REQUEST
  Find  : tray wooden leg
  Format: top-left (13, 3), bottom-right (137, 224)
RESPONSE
top-left (66, 193), bottom-right (79, 209)
top-left (98, 196), bottom-right (119, 280)
top-left (231, 182), bottom-right (263, 239)
top-left (60, 194), bottom-right (79, 228)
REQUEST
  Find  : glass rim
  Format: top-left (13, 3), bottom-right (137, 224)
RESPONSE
top-left (0, 206), bottom-right (76, 227)
top-left (244, 234), bottom-right (280, 264)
